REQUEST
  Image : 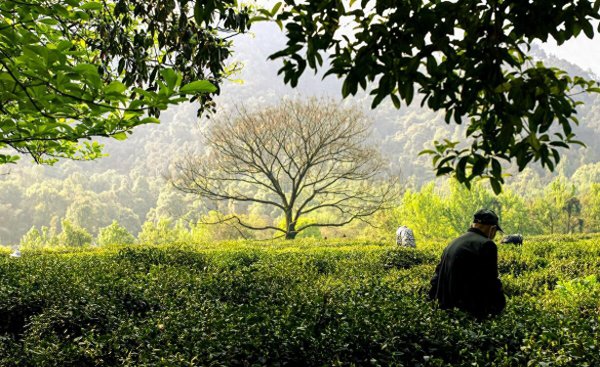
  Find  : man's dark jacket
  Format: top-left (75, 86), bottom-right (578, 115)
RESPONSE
top-left (428, 228), bottom-right (505, 318)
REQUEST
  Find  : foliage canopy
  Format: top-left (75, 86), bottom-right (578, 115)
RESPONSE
top-left (269, 0), bottom-right (600, 192)
top-left (0, 0), bottom-right (249, 164)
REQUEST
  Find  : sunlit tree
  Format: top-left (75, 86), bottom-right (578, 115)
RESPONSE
top-left (171, 99), bottom-right (398, 239)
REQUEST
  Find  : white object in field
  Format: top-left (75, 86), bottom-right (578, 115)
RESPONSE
top-left (9, 249), bottom-right (21, 258)
top-left (396, 226), bottom-right (416, 248)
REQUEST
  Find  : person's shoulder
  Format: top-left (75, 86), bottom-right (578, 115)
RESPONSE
top-left (456, 230), bottom-right (480, 242)
top-left (479, 239), bottom-right (498, 255)
top-left (452, 231), bottom-right (493, 249)
top-left (464, 230), bottom-right (492, 243)
top-left (446, 232), bottom-right (473, 251)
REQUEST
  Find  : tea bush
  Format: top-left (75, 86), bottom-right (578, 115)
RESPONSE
top-left (0, 245), bottom-right (11, 256)
top-left (0, 235), bottom-right (598, 366)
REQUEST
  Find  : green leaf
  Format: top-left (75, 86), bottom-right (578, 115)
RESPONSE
top-left (0, 73), bottom-right (14, 82)
top-left (371, 92), bottom-right (385, 108)
top-left (0, 154), bottom-right (20, 164)
top-left (549, 141), bottom-right (569, 148)
top-left (456, 156), bottom-right (469, 182)
top-left (491, 159), bottom-right (502, 177)
top-left (179, 80), bottom-right (217, 94)
top-left (403, 84), bottom-right (414, 105)
top-left (104, 81), bottom-right (127, 94)
top-left (436, 167), bottom-right (453, 176)
top-left (582, 21), bottom-right (594, 39)
top-left (471, 156), bottom-right (487, 177)
top-left (418, 149), bottom-right (436, 156)
top-left (112, 132), bottom-right (128, 141)
top-left (140, 117), bottom-right (160, 124)
top-left (80, 2), bottom-right (103, 11)
top-left (39, 18), bottom-right (60, 25)
top-left (194, 1), bottom-right (206, 25)
top-left (249, 16), bottom-right (270, 23)
top-left (271, 2), bottom-right (282, 16)
top-left (73, 64), bottom-right (98, 74)
top-left (390, 93), bottom-right (401, 109)
top-left (528, 134), bottom-right (541, 151)
top-left (160, 69), bottom-right (179, 90)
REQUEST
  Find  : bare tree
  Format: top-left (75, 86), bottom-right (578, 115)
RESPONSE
top-left (170, 99), bottom-right (398, 239)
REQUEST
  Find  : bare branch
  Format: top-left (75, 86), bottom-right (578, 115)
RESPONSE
top-left (170, 98), bottom-right (397, 239)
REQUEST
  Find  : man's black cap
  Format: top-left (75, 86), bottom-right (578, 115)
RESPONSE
top-left (473, 209), bottom-right (503, 232)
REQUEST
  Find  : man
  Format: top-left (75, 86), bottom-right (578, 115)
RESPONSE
top-left (396, 225), bottom-right (416, 248)
top-left (428, 209), bottom-right (505, 318)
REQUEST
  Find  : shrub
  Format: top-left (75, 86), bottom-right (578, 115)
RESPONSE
top-left (381, 246), bottom-right (437, 270)
top-left (20, 227), bottom-right (44, 249)
top-left (0, 245), bottom-right (12, 256)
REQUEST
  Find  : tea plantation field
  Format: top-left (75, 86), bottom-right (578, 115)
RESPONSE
top-left (1, 235), bottom-right (599, 366)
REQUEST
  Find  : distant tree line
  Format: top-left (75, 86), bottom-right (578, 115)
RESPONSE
top-left (373, 170), bottom-right (600, 241)
top-left (7, 161), bottom-right (600, 248)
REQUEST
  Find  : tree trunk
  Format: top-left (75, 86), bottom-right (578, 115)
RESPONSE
top-left (285, 212), bottom-right (297, 240)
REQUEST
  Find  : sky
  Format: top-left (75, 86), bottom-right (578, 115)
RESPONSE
top-left (249, 0), bottom-right (600, 77)
top-left (538, 28), bottom-right (600, 77)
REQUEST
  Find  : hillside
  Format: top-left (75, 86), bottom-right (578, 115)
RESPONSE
top-left (0, 23), bottom-right (599, 244)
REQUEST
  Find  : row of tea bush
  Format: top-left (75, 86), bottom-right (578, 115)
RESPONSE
top-left (0, 235), bottom-right (598, 366)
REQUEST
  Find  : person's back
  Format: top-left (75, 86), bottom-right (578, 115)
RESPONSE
top-left (396, 225), bottom-right (416, 248)
top-left (501, 234), bottom-right (523, 245)
top-left (429, 210), bottom-right (505, 318)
